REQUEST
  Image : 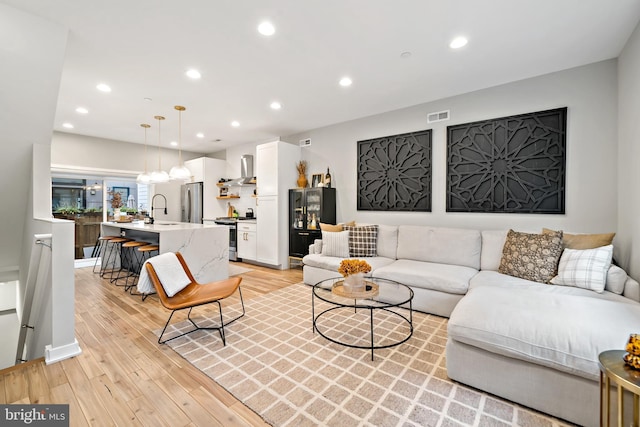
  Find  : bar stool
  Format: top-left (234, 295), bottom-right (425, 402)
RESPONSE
top-left (116, 240), bottom-right (149, 290)
top-left (135, 245), bottom-right (160, 300)
top-left (93, 235), bottom-right (118, 274)
top-left (103, 237), bottom-right (132, 281)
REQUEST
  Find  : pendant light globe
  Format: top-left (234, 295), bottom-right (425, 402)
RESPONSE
top-left (169, 105), bottom-right (192, 181)
top-left (136, 123), bottom-right (152, 184)
top-left (150, 115), bottom-right (169, 183)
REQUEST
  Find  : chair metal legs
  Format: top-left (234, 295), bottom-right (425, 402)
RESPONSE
top-left (157, 287), bottom-right (246, 345)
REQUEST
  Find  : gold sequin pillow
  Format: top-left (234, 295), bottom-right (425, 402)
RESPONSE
top-left (498, 229), bottom-right (564, 283)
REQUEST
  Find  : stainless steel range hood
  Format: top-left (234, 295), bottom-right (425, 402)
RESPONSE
top-left (223, 155), bottom-right (254, 186)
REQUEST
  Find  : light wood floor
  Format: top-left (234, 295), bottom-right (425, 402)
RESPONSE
top-left (0, 261), bottom-right (302, 426)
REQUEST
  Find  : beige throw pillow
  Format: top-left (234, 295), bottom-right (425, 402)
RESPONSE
top-left (499, 229), bottom-right (564, 283)
top-left (542, 228), bottom-right (615, 249)
top-left (319, 223), bottom-right (343, 232)
top-left (321, 230), bottom-right (350, 258)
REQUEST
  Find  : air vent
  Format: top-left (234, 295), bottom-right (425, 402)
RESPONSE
top-left (299, 138), bottom-right (311, 147)
top-left (427, 110), bottom-right (450, 123)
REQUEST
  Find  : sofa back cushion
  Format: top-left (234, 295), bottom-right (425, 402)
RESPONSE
top-left (397, 225), bottom-right (481, 269)
top-left (376, 225), bottom-right (398, 259)
top-left (480, 230), bottom-right (509, 271)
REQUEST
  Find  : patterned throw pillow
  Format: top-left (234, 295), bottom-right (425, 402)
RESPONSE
top-left (498, 229), bottom-right (564, 283)
top-left (550, 245), bottom-right (613, 293)
top-left (344, 225), bottom-right (378, 257)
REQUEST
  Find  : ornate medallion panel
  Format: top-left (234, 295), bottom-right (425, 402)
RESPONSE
top-left (447, 108), bottom-right (566, 214)
top-left (357, 129), bottom-right (432, 211)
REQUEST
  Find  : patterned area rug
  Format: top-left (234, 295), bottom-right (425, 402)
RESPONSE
top-left (163, 283), bottom-right (571, 427)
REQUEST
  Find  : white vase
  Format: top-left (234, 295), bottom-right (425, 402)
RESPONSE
top-left (343, 272), bottom-right (365, 292)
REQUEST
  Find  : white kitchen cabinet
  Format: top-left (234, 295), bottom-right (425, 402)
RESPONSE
top-left (237, 221), bottom-right (257, 261)
top-left (256, 196), bottom-right (278, 265)
top-left (184, 157), bottom-right (226, 220)
top-left (255, 140), bottom-right (300, 268)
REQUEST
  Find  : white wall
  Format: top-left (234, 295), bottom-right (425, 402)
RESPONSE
top-left (618, 21), bottom-right (640, 276)
top-left (287, 60), bottom-right (619, 237)
top-left (0, 4), bottom-right (67, 277)
top-left (51, 132), bottom-right (204, 176)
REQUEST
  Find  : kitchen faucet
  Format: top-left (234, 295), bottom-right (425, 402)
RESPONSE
top-left (149, 193), bottom-right (167, 224)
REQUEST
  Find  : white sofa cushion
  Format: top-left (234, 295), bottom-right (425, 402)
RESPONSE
top-left (480, 230), bottom-right (508, 271)
top-left (374, 259), bottom-right (476, 294)
top-left (450, 274), bottom-right (640, 381)
top-left (321, 230), bottom-right (350, 258)
top-left (469, 270), bottom-right (635, 303)
top-left (302, 254), bottom-right (394, 275)
top-left (550, 245), bottom-right (613, 293)
top-left (397, 226), bottom-right (481, 270)
top-left (377, 224), bottom-right (398, 260)
top-left (606, 265), bottom-right (628, 295)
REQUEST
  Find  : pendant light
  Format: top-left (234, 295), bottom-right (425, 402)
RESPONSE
top-left (136, 123), bottom-right (151, 184)
top-left (149, 115), bottom-right (169, 183)
top-left (169, 105), bottom-right (192, 180)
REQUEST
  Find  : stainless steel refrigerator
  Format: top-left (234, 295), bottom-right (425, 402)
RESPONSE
top-left (181, 182), bottom-right (203, 223)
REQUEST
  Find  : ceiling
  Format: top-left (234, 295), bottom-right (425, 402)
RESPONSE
top-left (3, 0), bottom-right (640, 154)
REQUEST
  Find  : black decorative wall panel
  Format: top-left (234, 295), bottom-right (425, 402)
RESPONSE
top-left (447, 108), bottom-right (566, 214)
top-left (357, 129), bottom-right (431, 211)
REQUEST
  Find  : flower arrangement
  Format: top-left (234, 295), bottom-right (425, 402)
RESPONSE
top-left (338, 259), bottom-right (372, 277)
top-left (296, 160), bottom-right (307, 176)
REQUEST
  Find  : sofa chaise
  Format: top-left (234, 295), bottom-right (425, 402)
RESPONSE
top-left (302, 224), bottom-right (640, 426)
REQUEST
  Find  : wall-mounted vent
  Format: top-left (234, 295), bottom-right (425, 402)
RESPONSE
top-left (427, 110), bottom-right (450, 123)
top-left (299, 138), bottom-right (311, 147)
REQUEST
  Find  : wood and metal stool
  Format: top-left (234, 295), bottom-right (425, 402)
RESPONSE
top-left (135, 245), bottom-right (160, 300)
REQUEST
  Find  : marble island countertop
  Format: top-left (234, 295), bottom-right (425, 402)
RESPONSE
top-left (101, 220), bottom-right (228, 282)
top-left (103, 220), bottom-right (223, 233)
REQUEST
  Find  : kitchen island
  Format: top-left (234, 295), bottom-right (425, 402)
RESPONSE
top-left (100, 221), bottom-right (229, 282)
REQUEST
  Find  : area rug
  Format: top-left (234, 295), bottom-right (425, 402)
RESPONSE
top-left (162, 283), bottom-right (572, 427)
top-left (228, 264), bottom-right (253, 276)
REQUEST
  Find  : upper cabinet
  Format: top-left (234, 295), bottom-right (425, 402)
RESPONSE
top-left (256, 140), bottom-right (300, 196)
top-left (184, 157), bottom-right (225, 184)
top-left (184, 157), bottom-right (226, 219)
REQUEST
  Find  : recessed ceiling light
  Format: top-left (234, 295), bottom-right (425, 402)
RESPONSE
top-left (186, 69), bottom-right (201, 79)
top-left (231, 120), bottom-right (240, 127)
top-left (75, 107), bottom-right (89, 114)
top-left (258, 21), bottom-right (275, 36)
top-left (400, 51), bottom-right (412, 59)
top-left (449, 36), bottom-right (468, 49)
top-left (170, 141), bottom-right (178, 147)
top-left (196, 132), bottom-right (204, 138)
top-left (270, 101), bottom-right (282, 110)
top-left (144, 97), bottom-right (153, 102)
top-left (96, 83), bottom-right (111, 92)
top-left (339, 77), bottom-right (352, 87)
top-left (62, 122), bottom-right (74, 129)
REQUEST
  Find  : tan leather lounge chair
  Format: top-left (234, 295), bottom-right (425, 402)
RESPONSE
top-left (145, 252), bottom-right (245, 345)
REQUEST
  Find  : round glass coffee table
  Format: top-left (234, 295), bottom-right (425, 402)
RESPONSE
top-left (312, 277), bottom-right (414, 360)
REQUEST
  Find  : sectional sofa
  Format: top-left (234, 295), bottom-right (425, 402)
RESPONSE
top-left (302, 224), bottom-right (640, 427)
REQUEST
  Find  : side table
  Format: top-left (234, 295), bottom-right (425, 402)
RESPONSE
top-left (599, 349), bottom-right (640, 427)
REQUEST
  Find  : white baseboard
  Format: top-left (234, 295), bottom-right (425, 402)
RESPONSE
top-left (45, 339), bottom-right (82, 365)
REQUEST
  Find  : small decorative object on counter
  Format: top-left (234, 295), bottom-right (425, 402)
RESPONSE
top-left (296, 160), bottom-right (308, 188)
top-left (325, 167), bottom-right (331, 188)
top-left (624, 334), bottom-right (640, 369)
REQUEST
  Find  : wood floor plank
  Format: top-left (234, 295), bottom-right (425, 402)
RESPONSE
top-left (1, 263), bottom-right (301, 426)
top-left (61, 356), bottom-right (116, 426)
top-left (90, 374), bottom-right (142, 426)
top-left (0, 373), bottom-right (6, 403)
top-left (42, 356), bottom-right (70, 389)
top-left (50, 382), bottom-right (89, 427)
top-left (25, 363), bottom-right (51, 403)
top-left (5, 369), bottom-right (29, 403)
top-left (128, 369), bottom-right (192, 427)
